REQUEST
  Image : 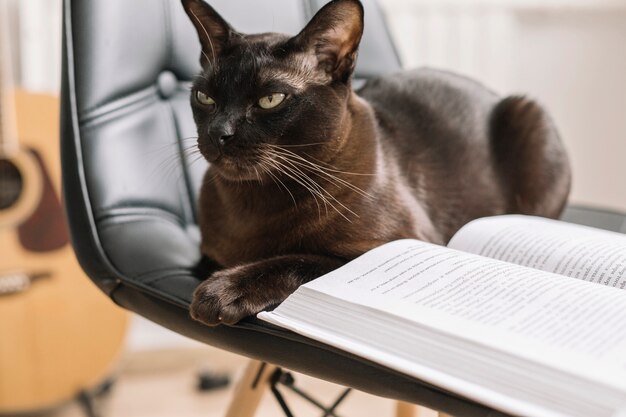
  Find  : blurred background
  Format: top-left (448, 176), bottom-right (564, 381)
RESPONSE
top-left (1, 0), bottom-right (625, 416)
top-left (7, 0), bottom-right (626, 209)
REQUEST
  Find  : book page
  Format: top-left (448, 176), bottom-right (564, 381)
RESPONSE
top-left (279, 240), bottom-right (626, 376)
top-left (261, 240), bottom-right (626, 416)
top-left (448, 215), bottom-right (626, 289)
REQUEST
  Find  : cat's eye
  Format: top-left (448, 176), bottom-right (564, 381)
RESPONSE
top-left (258, 93), bottom-right (286, 109)
top-left (195, 90), bottom-right (215, 106)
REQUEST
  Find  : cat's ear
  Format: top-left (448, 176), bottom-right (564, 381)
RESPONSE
top-left (181, 0), bottom-right (236, 67)
top-left (291, 0), bottom-right (364, 83)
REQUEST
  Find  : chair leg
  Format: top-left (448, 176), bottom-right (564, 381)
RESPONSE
top-left (226, 362), bottom-right (453, 417)
top-left (395, 401), bottom-right (417, 417)
top-left (396, 402), bottom-right (453, 417)
top-left (225, 360), bottom-right (277, 417)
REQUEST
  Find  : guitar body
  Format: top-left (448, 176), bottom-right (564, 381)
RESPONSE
top-left (0, 91), bottom-right (128, 413)
top-left (0, 148), bottom-right (41, 229)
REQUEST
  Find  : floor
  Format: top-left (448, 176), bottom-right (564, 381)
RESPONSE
top-left (39, 347), bottom-right (438, 417)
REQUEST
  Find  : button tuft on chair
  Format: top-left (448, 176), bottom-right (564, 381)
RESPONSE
top-left (157, 71), bottom-right (178, 99)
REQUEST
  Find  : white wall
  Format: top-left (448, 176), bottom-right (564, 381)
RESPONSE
top-left (514, 10), bottom-right (626, 212)
top-left (3, 0), bottom-right (21, 84)
top-left (19, 0), bottom-right (62, 93)
top-left (5, 0), bottom-right (62, 93)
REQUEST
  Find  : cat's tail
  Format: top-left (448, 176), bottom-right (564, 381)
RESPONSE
top-left (489, 96), bottom-right (571, 218)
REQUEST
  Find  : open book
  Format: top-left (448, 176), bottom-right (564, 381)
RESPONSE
top-left (258, 215), bottom-right (626, 417)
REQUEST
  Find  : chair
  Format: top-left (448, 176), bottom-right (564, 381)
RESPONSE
top-left (60, 0), bottom-right (626, 415)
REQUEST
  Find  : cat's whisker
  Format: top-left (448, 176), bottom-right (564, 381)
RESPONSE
top-left (269, 150), bottom-right (373, 203)
top-left (183, 149), bottom-right (202, 158)
top-left (182, 144), bottom-right (200, 152)
top-left (145, 138), bottom-right (201, 181)
top-left (261, 150), bottom-right (328, 214)
top-left (277, 147), bottom-right (369, 179)
top-left (266, 142), bottom-right (327, 149)
top-left (276, 156), bottom-right (368, 197)
top-left (291, 160), bottom-right (374, 201)
top-left (262, 158), bottom-right (314, 201)
top-left (151, 163), bottom-right (185, 186)
top-left (261, 162), bottom-right (300, 211)
top-left (188, 154), bottom-right (207, 167)
top-left (202, 172), bottom-right (219, 187)
top-left (266, 146), bottom-right (376, 200)
top-left (273, 145), bottom-right (375, 177)
top-left (297, 161), bottom-right (374, 200)
top-left (278, 164), bottom-right (361, 221)
top-left (154, 141), bottom-right (206, 183)
top-left (181, 148), bottom-right (201, 157)
top-left (269, 156), bottom-right (328, 219)
top-left (258, 156), bottom-right (300, 210)
top-left (253, 166), bottom-right (262, 183)
top-left (277, 158), bottom-right (358, 220)
top-left (270, 153), bottom-right (338, 204)
top-left (262, 149), bottom-right (348, 220)
top-left (182, 149), bottom-right (201, 156)
top-left (306, 152), bottom-right (376, 177)
top-left (152, 152), bottom-right (186, 178)
top-left (264, 152), bottom-right (351, 222)
top-left (143, 137), bottom-right (198, 157)
top-left (260, 152), bottom-right (327, 216)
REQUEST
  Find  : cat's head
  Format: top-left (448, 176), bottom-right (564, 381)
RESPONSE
top-left (182, 0), bottom-right (364, 181)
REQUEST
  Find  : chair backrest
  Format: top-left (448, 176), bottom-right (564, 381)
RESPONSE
top-left (61, 0), bottom-right (401, 298)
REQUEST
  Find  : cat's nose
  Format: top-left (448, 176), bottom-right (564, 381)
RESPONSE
top-left (209, 125), bottom-right (235, 147)
top-left (217, 134), bottom-right (234, 146)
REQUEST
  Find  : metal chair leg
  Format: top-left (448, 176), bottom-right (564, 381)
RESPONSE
top-left (76, 378), bottom-right (116, 417)
top-left (226, 360), bottom-right (445, 417)
top-left (77, 390), bottom-right (100, 417)
top-left (271, 369), bottom-right (349, 417)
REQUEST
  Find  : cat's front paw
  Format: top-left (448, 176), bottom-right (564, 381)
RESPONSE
top-left (190, 266), bottom-right (275, 326)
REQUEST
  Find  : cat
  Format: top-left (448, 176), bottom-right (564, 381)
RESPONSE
top-left (181, 0), bottom-right (571, 326)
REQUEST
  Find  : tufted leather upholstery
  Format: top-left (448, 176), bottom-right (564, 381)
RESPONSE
top-left (61, 0), bottom-right (626, 415)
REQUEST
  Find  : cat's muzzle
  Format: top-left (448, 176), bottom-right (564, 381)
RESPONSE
top-left (198, 140), bottom-right (222, 163)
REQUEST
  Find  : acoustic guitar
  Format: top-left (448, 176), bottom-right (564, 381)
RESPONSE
top-left (0, 3), bottom-right (128, 413)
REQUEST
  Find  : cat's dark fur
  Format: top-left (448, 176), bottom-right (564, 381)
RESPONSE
top-left (181, 0), bottom-right (571, 326)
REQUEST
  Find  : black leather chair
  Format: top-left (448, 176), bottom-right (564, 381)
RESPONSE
top-left (60, 0), bottom-right (626, 416)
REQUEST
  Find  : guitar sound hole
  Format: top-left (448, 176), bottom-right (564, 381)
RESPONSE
top-left (0, 159), bottom-right (23, 210)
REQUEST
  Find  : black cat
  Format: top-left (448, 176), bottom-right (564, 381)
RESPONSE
top-left (181, 0), bottom-right (571, 326)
